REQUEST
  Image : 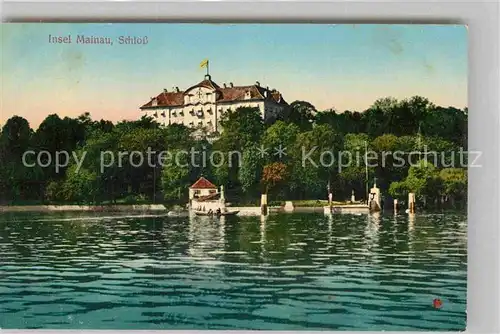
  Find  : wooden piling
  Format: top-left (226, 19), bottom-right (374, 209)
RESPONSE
top-left (261, 194), bottom-right (268, 215)
top-left (408, 193), bottom-right (415, 213)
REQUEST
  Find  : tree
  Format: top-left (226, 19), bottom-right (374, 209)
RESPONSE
top-left (0, 116), bottom-right (38, 202)
top-left (262, 162), bottom-right (288, 194)
top-left (371, 134), bottom-right (404, 190)
top-left (61, 164), bottom-right (100, 204)
top-left (239, 145), bottom-right (264, 195)
top-left (261, 121), bottom-right (300, 164)
top-left (403, 160), bottom-right (441, 205)
top-left (388, 181), bottom-right (407, 199)
top-left (439, 168), bottom-right (467, 206)
top-left (336, 133), bottom-right (372, 200)
top-left (284, 100), bottom-right (316, 131)
top-left (218, 107), bottom-right (264, 150)
top-left (212, 107), bottom-right (264, 191)
top-left (0, 116), bottom-right (32, 159)
top-left (33, 114), bottom-right (86, 181)
top-left (161, 149), bottom-right (190, 202)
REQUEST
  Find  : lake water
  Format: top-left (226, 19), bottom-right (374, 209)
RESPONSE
top-left (0, 211), bottom-right (467, 330)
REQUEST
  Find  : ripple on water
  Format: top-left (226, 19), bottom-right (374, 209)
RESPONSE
top-left (0, 212), bottom-right (467, 330)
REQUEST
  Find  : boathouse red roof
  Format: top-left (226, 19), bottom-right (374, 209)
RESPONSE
top-left (190, 177), bottom-right (217, 189)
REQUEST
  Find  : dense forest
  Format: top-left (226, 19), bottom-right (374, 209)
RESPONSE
top-left (0, 96), bottom-right (467, 209)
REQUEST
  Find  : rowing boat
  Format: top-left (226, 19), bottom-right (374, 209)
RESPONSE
top-left (193, 210), bottom-right (239, 217)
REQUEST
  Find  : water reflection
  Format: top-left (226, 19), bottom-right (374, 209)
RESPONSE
top-left (363, 213), bottom-right (380, 257)
top-left (260, 214), bottom-right (268, 259)
top-left (187, 215), bottom-right (227, 259)
top-left (0, 212), bottom-right (467, 331)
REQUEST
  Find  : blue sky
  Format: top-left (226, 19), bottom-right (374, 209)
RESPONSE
top-left (1, 23), bottom-right (467, 127)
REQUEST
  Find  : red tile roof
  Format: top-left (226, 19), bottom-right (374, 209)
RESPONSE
top-left (141, 91), bottom-right (184, 109)
top-left (190, 177), bottom-right (217, 189)
top-left (185, 77), bottom-right (221, 92)
top-left (140, 78), bottom-right (288, 109)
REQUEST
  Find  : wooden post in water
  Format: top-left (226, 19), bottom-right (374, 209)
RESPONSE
top-left (261, 194), bottom-right (268, 215)
top-left (394, 199), bottom-right (398, 214)
top-left (369, 181), bottom-right (381, 212)
top-left (408, 193), bottom-right (416, 213)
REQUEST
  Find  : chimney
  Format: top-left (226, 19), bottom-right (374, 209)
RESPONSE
top-left (229, 82), bottom-right (234, 88)
top-left (223, 83), bottom-right (227, 88)
top-left (256, 81), bottom-right (260, 87)
top-left (175, 86), bottom-right (180, 93)
top-left (163, 88), bottom-right (168, 93)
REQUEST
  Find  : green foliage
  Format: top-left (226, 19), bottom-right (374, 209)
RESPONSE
top-left (284, 100), bottom-right (316, 131)
top-left (161, 149), bottom-right (190, 202)
top-left (61, 165), bottom-right (100, 204)
top-left (0, 97), bottom-right (467, 210)
top-left (219, 107), bottom-right (264, 149)
top-left (239, 145), bottom-right (264, 195)
top-left (439, 168), bottom-right (467, 197)
top-left (404, 160), bottom-right (440, 195)
top-left (45, 180), bottom-right (63, 202)
top-left (261, 121), bottom-right (300, 163)
top-left (388, 181), bottom-right (407, 198)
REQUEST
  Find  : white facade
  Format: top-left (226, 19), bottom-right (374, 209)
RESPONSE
top-left (189, 187), bottom-right (217, 201)
top-left (141, 75), bottom-right (288, 135)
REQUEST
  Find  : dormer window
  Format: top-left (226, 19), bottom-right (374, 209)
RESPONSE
top-left (245, 91), bottom-right (251, 100)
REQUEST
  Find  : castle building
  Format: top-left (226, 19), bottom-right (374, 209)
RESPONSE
top-left (140, 74), bottom-right (288, 134)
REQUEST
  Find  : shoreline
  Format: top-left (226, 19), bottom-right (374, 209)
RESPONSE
top-left (0, 204), bottom-right (169, 213)
top-left (0, 203), bottom-right (365, 214)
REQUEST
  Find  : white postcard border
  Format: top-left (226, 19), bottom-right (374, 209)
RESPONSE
top-left (0, 1), bottom-right (499, 334)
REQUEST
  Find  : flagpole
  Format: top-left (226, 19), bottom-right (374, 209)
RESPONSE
top-left (365, 140), bottom-right (368, 202)
top-left (207, 60), bottom-right (210, 76)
